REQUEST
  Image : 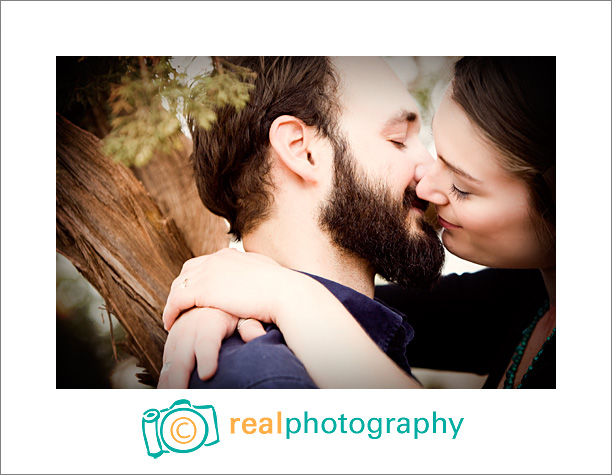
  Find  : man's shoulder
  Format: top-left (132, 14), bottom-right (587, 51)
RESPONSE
top-left (189, 327), bottom-right (318, 389)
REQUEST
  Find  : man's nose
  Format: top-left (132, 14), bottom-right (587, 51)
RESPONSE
top-left (414, 162), bottom-right (432, 184)
top-left (413, 145), bottom-right (434, 184)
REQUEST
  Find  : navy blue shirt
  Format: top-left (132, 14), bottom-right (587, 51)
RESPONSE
top-left (189, 273), bottom-right (414, 389)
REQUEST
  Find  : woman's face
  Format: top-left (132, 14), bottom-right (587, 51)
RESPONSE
top-left (416, 89), bottom-right (555, 269)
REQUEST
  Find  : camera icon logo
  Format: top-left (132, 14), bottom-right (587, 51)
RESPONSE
top-left (142, 399), bottom-right (219, 458)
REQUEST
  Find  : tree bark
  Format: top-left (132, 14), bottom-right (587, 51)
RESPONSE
top-left (56, 114), bottom-right (228, 384)
top-left (131, 133), bottom-right (229, 257)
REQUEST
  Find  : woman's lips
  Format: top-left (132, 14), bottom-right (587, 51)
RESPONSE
top-left (438, 215), bottom-right (461, 229)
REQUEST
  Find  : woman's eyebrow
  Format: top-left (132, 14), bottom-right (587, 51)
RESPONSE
top-left (437, 154), bottom-right (483, 184)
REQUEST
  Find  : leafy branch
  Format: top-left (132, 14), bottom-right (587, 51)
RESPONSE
top-left (103, 56), bottom-right (256, 167)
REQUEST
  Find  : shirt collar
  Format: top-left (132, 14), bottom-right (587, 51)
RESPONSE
top-left (302, 272), bottom-right (414, 374)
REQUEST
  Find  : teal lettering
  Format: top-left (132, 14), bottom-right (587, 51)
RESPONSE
top-left (367, 418), bottom-right (382, 440)
top-left (339, 414), bottom-right (348, 433)
top-left (433, 411), bottom-right (446, 434)
top-left (349, 418), bottom-right (365, 434)
top-left (396, 417), bottom-right (410, 434)
top-left (304, 411), bottom-right (318, 434)
top-left (321, 418), bottom-right (337, 434)
top-left (386, 417), bottom-right (396, 433)
top-left (449, 417), bottom-right (464, 439)
top-left (286, 417), bottom-right (301, 440)
top-left (414, 417), bottom-right (429, 439)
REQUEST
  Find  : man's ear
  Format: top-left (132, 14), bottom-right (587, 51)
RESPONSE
top-left (269, 115), bottom-right (318, 183)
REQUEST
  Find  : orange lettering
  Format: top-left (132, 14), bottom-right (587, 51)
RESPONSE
top-left (259, 417), bottom-right (273, 434)
top-left (242, 418), bottom-right (256, 434)
top-left (230, 418), bottom-right (240, 434)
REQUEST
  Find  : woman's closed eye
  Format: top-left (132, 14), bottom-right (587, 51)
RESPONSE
top-left (449, 183), bottom-right (470, 200)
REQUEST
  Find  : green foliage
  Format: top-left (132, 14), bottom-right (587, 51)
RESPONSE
top-left (103, 57), bottom-right (255, 167)
top-left (57, 57), bottom-right (144, 138)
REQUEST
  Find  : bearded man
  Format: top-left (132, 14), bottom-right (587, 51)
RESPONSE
top-left (159, 57), bottom-right (445, 389)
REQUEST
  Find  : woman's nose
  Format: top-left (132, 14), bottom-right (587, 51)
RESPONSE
top-left (416, 165), bottom-right (448, 205)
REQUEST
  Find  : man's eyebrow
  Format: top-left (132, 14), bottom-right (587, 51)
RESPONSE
top-left (437, 154), bottom-right (483, 185)
top-left (381, 110), bottom-right (419, 130)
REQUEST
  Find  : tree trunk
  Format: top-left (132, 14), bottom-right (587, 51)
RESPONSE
top-left (131, 133), bottom-right (229, 257)
top-left (56, 114), bottom-right (228, 384)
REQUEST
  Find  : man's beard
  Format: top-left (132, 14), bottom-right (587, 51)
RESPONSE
top-left (318, 138), bottom-right (445, 290)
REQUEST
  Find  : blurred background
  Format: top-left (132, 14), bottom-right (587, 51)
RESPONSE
top-left (56, 56), bottom-right (486, 389)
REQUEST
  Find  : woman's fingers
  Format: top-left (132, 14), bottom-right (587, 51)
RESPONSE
top-left (192, 312), bottom-right (234, 380)
top-left (163, 287), bottom-right (198, 331)
top-left (158, 333), bottom-right (196, 389)
top-left (162, 248), bottom-right (286, 330)
top-left (237, 318), bottom-right (266, 343)
top-left (165, 357), bottom-right (194, 389)
top-left (163, 307), bottom-right (240, 385)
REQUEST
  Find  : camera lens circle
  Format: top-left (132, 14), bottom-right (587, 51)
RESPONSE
top-left (160, 408), bottom-right (209, 453)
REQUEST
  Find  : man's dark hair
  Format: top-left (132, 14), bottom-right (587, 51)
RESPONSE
top-left (191, 57), bottom-right (341, 240)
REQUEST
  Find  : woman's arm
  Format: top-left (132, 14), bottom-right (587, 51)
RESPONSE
top-left (160, 249), bottom-right (421, 389)
top-left (267, 271), bottom-right (421, 388)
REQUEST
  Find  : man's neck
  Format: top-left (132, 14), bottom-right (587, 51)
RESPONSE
top-left (242, 225), bottom-right (376, 298)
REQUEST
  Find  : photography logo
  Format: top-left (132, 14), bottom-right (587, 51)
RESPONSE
top-left (142, 399), bottom-right (219, 458)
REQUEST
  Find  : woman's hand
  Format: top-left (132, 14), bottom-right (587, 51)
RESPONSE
top-left (157, 307), bottom-right (266, 389)
top-left (162, 248), bottom-right (287, 331)
top-left (159, 248), bottom-right (422, 389)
